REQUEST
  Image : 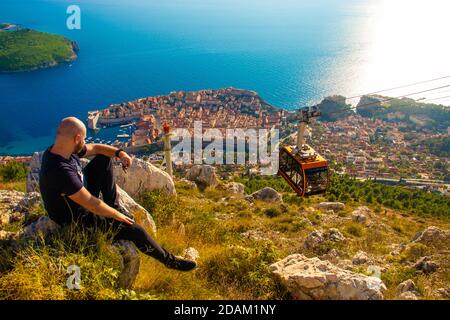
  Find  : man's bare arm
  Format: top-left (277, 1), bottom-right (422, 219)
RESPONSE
top-left (81, 143), bottom-right (117, 158)
top-left (68, 187), bottom-right (134, 225)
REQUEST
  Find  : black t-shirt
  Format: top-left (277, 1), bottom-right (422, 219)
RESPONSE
top-left (39, 145), bottom-right (86, 225)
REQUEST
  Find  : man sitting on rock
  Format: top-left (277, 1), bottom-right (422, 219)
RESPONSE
top-left (39, 116), bottom-right (196, 271)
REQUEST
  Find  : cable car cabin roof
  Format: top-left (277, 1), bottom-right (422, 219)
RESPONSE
top-left (281, 145), bottom-right (328, 170)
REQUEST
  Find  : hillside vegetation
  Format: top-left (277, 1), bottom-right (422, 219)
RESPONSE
top-left (0, 168), bottom-right (448, 300)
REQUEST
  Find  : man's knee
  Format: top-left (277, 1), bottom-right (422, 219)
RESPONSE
top-left (84, 154), bottom-right (112, 173)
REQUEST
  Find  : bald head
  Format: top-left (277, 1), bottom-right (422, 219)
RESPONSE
top-left (57, 117), bottom-right (86, 138)
top-left (54, 117), bottom-right (87, 155)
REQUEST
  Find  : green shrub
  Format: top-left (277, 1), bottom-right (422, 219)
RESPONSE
top-left (201, 241), bottom-right (287, 299)
top-left (0, 161), bottom-right (28, 182)
top-left (140, 190), bottom-right (179, 226)
top-left (264, 207), bottom-right (281, 218)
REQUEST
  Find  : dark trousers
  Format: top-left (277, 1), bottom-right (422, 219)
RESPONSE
top-left (75, 155), bottom-right (170, 264)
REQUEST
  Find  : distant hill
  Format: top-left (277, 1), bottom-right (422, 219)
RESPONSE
top-left (312, 95), bottom-right (354, 121)
top-left (356, 95), bottom-right (450, 133)
top-left (0, 27), bottom-right (78, 72)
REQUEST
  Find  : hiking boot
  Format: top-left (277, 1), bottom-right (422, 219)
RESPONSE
top-left (164, 253), bottom-right (197, 271)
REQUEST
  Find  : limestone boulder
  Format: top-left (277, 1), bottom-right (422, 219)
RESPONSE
top-left (270, 254), bottom-right (387, 300)
top-left (411, 226), bottom-right (450, 247)
top-left (114, 157), bottom-right (176, 197)
top-left (186, 165), bottom-right (219, 187)
top-left (224, 182), bottom-right (245, 195)
top-left (245, 187), bottom-right (282, 203)
top-left (352, 251), bottom-right (369, 265)
top-left (112, 240), bottom-right (141, 289)
top-left (22, 216), bottom-right (61, 241)
top-left (315, 202), bottom-right (345, 212)
top-left (116, 186), bottom-right (156, 233)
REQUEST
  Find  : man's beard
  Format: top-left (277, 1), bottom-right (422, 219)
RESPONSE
top-left (74, 141), bottom-right (84, 155)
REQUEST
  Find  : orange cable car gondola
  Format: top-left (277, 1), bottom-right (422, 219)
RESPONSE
top-left (278, 106), bottom-right (330, 197)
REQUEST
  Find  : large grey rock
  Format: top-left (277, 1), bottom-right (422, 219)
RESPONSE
top-left (112, 240), bottom-right (140, 289)
top-left (315, 202), bottom-right (345, 212)
top-left (270, 254), bottom-right (387, 300)
top-left (27, 152), bottom-right (44, 193)
top-left (186, 165), bottom-right (219, 187)
top-left (114, 157), bottom-right (176, 197)
top-left (245, 187), bottom-right (282, 203)
top-left (411, 226), bottom-right (450, 247)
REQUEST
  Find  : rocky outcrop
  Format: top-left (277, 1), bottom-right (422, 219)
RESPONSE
top-left (224, 182), bottom-right (245, 195)
top-left (116, 186), bottom-right (156, 233)
top-left (396, 279), bottom-right (418, 298)
top-left (186, 165), bottom-right (219, 187)
top-left (114, 158), bottom-right (176, 197)
top-left (270, 254), bottom-right (386, 300)
top-left (22, 216), bottom-right (61, 241)
top-left (352, 251), bottom-right (369, 265)
top-left (26, 152), bottom-right (43, 193)
top-left (414, 256), bottom-right (439, 275)
top-left (245, 187), bottom-right (282, 203)
top-left (351, 206), bottom-right (370, 224)
top-left (411, 226), bottom-right (450, 247)
top-left (397, 292), bottom-right (418, 300)
top-left (304, 231), bottom-right (325, 250)
top-left (304, 229), bottom-right (345, 250)
top-left (315, 202), bottom-right (345, 212)
top-left (112, 240), bottom-right (140, 289)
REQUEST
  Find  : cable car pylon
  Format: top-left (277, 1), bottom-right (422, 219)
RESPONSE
top-left (278, 106), bottom-right (330, 197)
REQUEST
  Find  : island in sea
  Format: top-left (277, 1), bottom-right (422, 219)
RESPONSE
top-left (0, 23), bottom-right (79, 72)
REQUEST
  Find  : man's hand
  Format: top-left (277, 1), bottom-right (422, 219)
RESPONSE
top-left (69, 187), bottom-right (135, 225)
top-left (118, 151), bottom-right (133, 172)
top-left (113, 210), bottom-right (135, 225)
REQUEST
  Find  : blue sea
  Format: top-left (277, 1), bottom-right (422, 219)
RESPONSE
top-left (1, 0), bottom-right (449, 155)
